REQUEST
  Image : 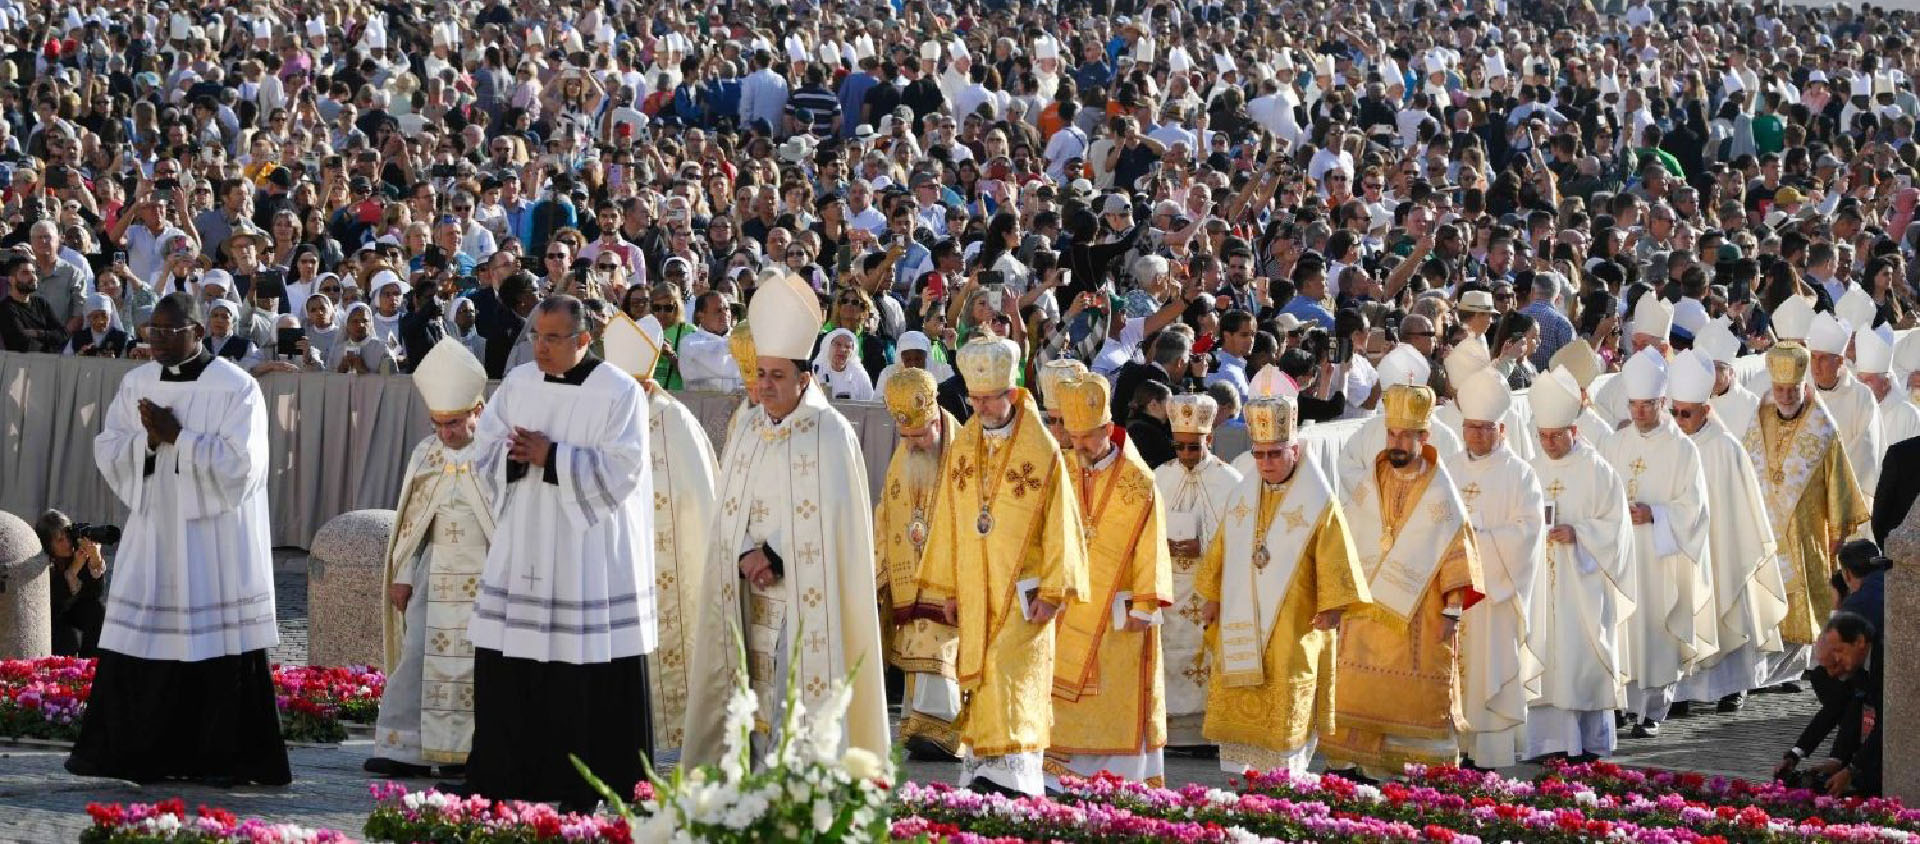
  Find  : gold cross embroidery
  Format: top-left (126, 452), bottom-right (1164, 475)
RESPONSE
top-left (1228, 499), bottom-right (1253, 524)
top-left (795, 454), bottom-right (818, 477)
top-left (1628, 458), bottom-right (1647, 476)
top-left (1279, 507), bottom-right (1307, 531)
top-left (1006, 463), bottom-right (1043, 498)
top-left (747, 500), bottom-right (769, 528)
top-left (1460, 482), bottom-right (1481, 502)
top-left (440, 520), bottom-right (465, 543)
top-left (1545, 479), bottom-right (1566, 499)
top-left (806, 631), bottom-right (827, 653)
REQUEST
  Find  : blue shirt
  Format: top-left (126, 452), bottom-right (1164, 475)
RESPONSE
top-left (1522, 300), bottom-right (1577, 372)
top-left (837, 72), bottom-right (879, 138)
top-left (1281, 295), bottom-right (1335, 330)
top-left (1205, 349), bottom-right (1251, 400)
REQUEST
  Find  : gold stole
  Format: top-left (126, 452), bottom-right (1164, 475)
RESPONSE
top-left (1053, 441), bottom-right (1160, 702)
top-left (383, 443), bottom-right (495, 669)
top-left (1743, 401), bottom-right (1838, 527)
top-left (1342, 449), bottom-right (1464, 621)
top-left (1217, 460), bottom-right (1332, 686)
top-left (877, 412), bottom-right (954, 618)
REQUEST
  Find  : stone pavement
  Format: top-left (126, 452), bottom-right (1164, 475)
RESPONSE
top-left (0, 551), bottom-right (1823, 843)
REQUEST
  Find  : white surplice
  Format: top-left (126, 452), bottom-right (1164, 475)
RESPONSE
top-left (94, 355), bottom-right (278, 661)
top-left (1330, 412), bottom-right (1464, 498)
top-left (1819, 372), bottom-right (1883, 503)
top-left (1444, 443), bottom-right (1546, 769)
top-left (1676, 415), bottom-right (1787, 704)
top-left (1712, 383), bottom-right (1761, 444)
top-left (1525, 441), bottom-right (1634, 760)
top-left (468, 360), bottom-right (658, 664)
top-left (1152, 453), bottom-right (1242, 745)
top-left (1878, 393), bottom-right (1920, 456)
top-left (643, 387), bottom-right (719, 760)
top-left (1598, 419), bottom-right (1714, 723)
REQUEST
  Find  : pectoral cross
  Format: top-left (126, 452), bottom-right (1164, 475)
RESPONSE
top-left (1628, 458), bottom-right (1647, 477)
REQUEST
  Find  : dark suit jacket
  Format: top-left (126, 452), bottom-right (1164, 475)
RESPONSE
top-left (484, 309), bottom-right (526, 379)
top-left (937, 372), bottom-right (973, 427)
top-left (1126, 414), bottom-right (1175, 469)
top-left (1110, 361), bottom-right (1173, 423)
top-left (1871, 436), bottom-right (1920, 546)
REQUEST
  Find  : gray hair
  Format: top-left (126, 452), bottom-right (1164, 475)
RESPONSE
top-left (1151, 329), bottom-right (1192, 368)
top-left (533, 294), bottom-right (590, 335)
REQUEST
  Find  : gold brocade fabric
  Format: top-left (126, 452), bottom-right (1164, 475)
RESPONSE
top-left (1746, 406), bottom-right (1869, 645)
top-left (1321, 461), bottom-right (1481, 772)
top-left (1195, 486), bottom-right (1367, 757)
top-left (1049, 441), bottom-right (1173, 756)
top-left (917, 393), bottom-right (1090, 756)
top-left (875, 410), bottom-right (960, 677)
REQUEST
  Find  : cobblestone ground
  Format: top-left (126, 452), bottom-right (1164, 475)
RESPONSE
top-left (0, 551), bottom-right (1822, 843)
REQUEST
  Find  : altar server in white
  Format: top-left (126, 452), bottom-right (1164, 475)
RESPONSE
top-left (1807, 313), bottom-right (1882, 501)
top-left (465, 295), bottom-right (657, 812)
top-left (1525, 367), bottom-right (1634, 762)
top-left (1598, 347), bottom-right (1714, 739)
top-left (1153, 393), bottom-right (1241, 748)
top-left (68, 293), bottom-right (288, 787)
top-left (1667, 349), bottom-right (1787, 713)
top-left (1444, 368), bottom-right (1545, 769)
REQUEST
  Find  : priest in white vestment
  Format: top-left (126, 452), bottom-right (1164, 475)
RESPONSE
top-left (1335, 345), bottom-right (1463, 497)
top-left (678, 292), bottom-right (744, 392)
top-left (465, 295), bottom-right (657, 811)
top-left (1743, 295), bottom-right (1817, 399)
top-left (1154, 393), bottom-right (1241, 748)
top-left (682, 272), bottom-right (890, 768)
top-left (1598, 347), bottom-right (1715, 739)
top-left (1445, 368), bottom-right (1545, 769)
top-left (1666, 350), bottom-right (1787, 712)
top-left (1591, 297), bottom-right (1675, 429)
top-left (1808, 313), bottom-right (1882, 503)
top-left (1433, 336), bottom-right (1534, 462)
top-left (1884, 332), bottom-right (1920, 449)
top-left (1537, 340), bottom-right (1613, 442)
top-left (1525, 367), bottom-right (1634, 762)
top-left (68, 293), bottom-right (289, 787)
top-left (1696, 318), bottom-right (1760, 443)
top-left (369, 339), bottom-right (499, 779)
top-left (1849, 328), bottom-right (1913, 462)
top-left (602, 314), bottom-right (720, 763)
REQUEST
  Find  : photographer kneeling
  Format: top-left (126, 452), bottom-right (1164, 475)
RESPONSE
top-left (1775, 611), bottom-right (1881, 796)
top-left (33, 511), bottom-right (112, 657)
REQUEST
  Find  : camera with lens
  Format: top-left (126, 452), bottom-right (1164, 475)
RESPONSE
top-left (1778, 766), bottom-right (1832, 792)
top-left (66, 523), bottom-right (122, 546)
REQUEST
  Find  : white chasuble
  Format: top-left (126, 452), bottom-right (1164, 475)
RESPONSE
top-left (1527, 443), bottom-right (1634, 715)
top-left (468, 361), bottom-right (657, 664)
top-left (1153, 454), bottom-right (1241, 742)
top-left (1677, 416), bottom-right (1787, 703)
top-left (1820, 373), bottom-right (1883, 502)
top-left (1332, 412), bottom-right (1464, 498)
top-left (1713, 383), bottom-right (1761, 444)
top-left (1598, 421), bottom-right (1715, 707)
top-left (1433, 402), bottom-right (1536, 463)
top-left (1443, 445), bottom-right (1546, 769)
top-left (381, 437), bottom-right (498, 765)
top-left (643, 387), bottom-right (719, 758)
top-left (680, 384), bottom-right (889, 767)
top-left (95, 356), bottom-right (278, 661)
top-left (1879, 395), bottom-right (1920, 460)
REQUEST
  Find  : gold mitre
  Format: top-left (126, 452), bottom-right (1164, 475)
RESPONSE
top-left (1766, 341), bottom-right (1811, 386)
top-left (1038, 359), bottom-right (1088, 411)
top-left (957, 336), bottom-right (1020, 395)
top-left (883, 367), bottom-right (940, 429)
top-left (1058, 373), bottom-right (1112, 434)
top-left (1382, 383), bottom-right (1437, 431)
top-left (1244, 396), bottom-right (1298, 444)
top-left (1167, 393), bottom-right (1219, 435)
top-left (729, 321), bottom-right (759, 392)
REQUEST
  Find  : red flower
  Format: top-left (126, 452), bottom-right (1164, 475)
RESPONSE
top-left (155, 798), bottom-right (187, 818)
top-left (1422, 823), bottom-right (1456, 842)
top-left (85, 803), bottom-right (126, 827)
top-left (1736, 806), bottom-right (1771, 828)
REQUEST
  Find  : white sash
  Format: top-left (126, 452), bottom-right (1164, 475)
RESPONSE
top-left (1343, 454), bottom-right (1467, 621)
top-left (1217, 456), bottom-right (1333, 685)
top-left (1741, 400), bottom-right (1839, 528)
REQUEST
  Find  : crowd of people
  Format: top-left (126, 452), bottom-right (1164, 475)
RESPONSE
top-left (10, 0), bottom-right (1919, 810)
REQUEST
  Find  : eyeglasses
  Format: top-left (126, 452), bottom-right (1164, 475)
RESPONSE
top-left (1671, 408), bottom-right (1702, 419)
top-left (531, 331), bottom-right (584, 345)
top-left (650, 303), bottom-right (676, 312)
top-left (1364, 183), bottom-right (1384, 190)
top-left (149, 325), bottom-right (195, 338)
top-left (1172, 442), bottom-right (1206, 453)
top-left (546, 253), bottom-right (568, 260)
top-left (1249, 448), bottom-right (1288, 460)
top-left (595, 263), bottom-right (619, 271)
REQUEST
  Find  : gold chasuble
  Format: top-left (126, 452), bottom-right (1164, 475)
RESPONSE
top-left (1196, 456), bottom-right (1368, 772)
top-left (1742, 397), bottom-right (1867, 645)
top-left (1322, 446), bottom-right (1485, 776)
top-left (917, 389), bottom-right (1091, 758)
top-left (1048, 437), bottom-right (1174, 763)
top-left (875, 405), bottom-right (963, 753)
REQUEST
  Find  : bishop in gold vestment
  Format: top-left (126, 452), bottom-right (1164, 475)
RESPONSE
top-left (874, 369), bottom-right (963, 758)
top-left (1743, 343), bottom-right (1868, 686)
top-left (1323, 384), bottom-right (1486, 778)
top-left (918, 337), bottom-right (1091, 796)
top-left (1197, 383), bottom-right (1369, 774)
top-left (1045, 374), bottom-right (1173, 788)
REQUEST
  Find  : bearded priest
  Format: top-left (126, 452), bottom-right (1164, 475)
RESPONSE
top-left (1322, 383), bottom-right (1486, 780)
top-left (1524, 368), bottom-right (1634, 762)
top-left (874, 367), bottom-right (964, 760)
top-left (1154, 393), bottom-right (1241, 749)
top-left (681, 272), bottom-right (889, 768)
top-left (1744, 343), bottom-right (1868, 689)
top-left (1336, 345), bottom-right (1463, 497)
top-left (1666, 350), bottom-right (1787, 714)
top-left (1045, 372), bottom-right (1174, 789)
top-left (1597, 347), bottom-right (1714, 739)
top-left (1445, 368), bottom-right (1545, 770)
top-left (916, 336), bottom-right (1090, 797)
top-left (1196, 381), bottom-right (1369, 774)
top-left (602, 314), bottom-right (720, 762)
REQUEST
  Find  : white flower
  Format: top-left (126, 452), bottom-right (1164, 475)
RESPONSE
top-left (1204, 788), bottom-right (1240, 808)
top-left (840, 747), bottom-right (885, 781)
top-left (812, 798), bottom-right (835, 833)
top-left (1572, 790), bottom-right (1599, 807)
top-left (1880, 830), bottom-right (1912, 842)
top-left (1352, 784), bottom-right (1385, 804)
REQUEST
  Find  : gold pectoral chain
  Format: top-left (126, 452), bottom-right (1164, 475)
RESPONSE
top-left (975, 428), bottom-right (1013, 535)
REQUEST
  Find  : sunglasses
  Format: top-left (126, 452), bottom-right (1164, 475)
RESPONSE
top-left (1671, 408), bottom-right (1703, 419)
top-left (650, 303), bottom-right (676, 312)
top-left (595, 263), bottom-right (620, 271)
top-left (1172, 442), bottom-right (1206, 453)
top-left (546, 253), bottom-right (568, 259)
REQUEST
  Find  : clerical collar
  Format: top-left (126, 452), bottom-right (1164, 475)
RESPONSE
top-left (543, 356), bottom-right (602, 385)
top-left (160, 350), bottom-right (213, 382)
top-left (1086, 442), bottom-right (1119, 471)
top-left (981, 410), bottom-right (1016, 438)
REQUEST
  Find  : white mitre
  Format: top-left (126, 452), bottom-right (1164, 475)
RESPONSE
top-left (414, 337), bottom-right (488, 412)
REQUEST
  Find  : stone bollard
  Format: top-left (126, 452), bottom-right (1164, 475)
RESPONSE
top-left (1888, 564), bottom-right (1920, 803)
top-left (0, 511), bottom-right (51, 660)
top-left (308, 509), bottom-right (395, 668)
